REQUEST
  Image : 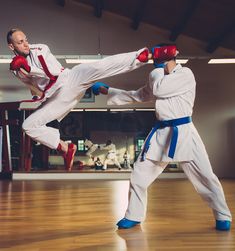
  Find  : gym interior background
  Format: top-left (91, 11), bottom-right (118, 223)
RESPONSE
top-left (0, 0), bottom-right (235, 177)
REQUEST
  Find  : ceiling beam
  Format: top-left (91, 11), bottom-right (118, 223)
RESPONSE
top-left (206, 20), bottom-right (235, 53)
top-left (56, 0), bottom-right (65, 7)
top-left (169, 0), bottom-right (200, 41)
top-left (94, 0), bottom-right (103, 18)
top-left (131, 0), bottom-right (148, 30)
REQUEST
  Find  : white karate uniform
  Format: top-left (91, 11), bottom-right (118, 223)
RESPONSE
top-left (123, 152), bottom-right (131, 169)
top-left (12, 44), bottom-right (147, 149)
top-left (84, 139), bottom-right (98, 158)
top-left (100, 143), bottom-right (121, 170)
top-left (107, 64), bottom-right (232, 222)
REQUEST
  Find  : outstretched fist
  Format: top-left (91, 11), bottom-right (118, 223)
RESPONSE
top-left (137, 48), bottom-right (150, 62)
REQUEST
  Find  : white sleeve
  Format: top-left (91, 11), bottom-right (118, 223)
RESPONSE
top-left (107, 82), bottom-right (155, 106)
top-left (11, 69), bottom-right (33, 86)
top-left (11, 70), bottom-right (43, 97)
top-left (153, 67), bottom-right (196, 98)
top-left (29, 67), bottom-right (47, 77)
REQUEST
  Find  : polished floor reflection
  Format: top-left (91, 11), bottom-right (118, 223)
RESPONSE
top-left (0, 179), bottom-right (234, 250)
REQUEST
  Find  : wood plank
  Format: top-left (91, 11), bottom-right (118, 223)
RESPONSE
top-left (0, 179), bottom-right (234, 250)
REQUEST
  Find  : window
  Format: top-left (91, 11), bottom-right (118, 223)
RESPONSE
top-left (78, 139), bottom-right (85, 152)
top-left (136, 138), bottom-right (145, 151)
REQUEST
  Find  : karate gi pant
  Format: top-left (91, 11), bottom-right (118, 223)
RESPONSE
top-left (125, 144), bottom-right (232, 222)
top-left (103, 152), bottom-right (121, 170)
top-left (22, 50), bottom-right (145, 149)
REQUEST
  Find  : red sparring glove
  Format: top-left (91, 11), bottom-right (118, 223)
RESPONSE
top-left (10, 55), bottom-right (31, 73)
top-left (137, 49), bottom-right (149, 62)
top-left (152, 45), bottom-right (177, 63)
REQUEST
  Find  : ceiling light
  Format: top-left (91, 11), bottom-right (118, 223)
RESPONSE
top-left (208, 59), bottom-right (235, 64)
top-left (65, 59), bottom-right (100, 64)
top-left (84, 109), bottom-right (108, 111)
top-left (0, 59), bottom-right (11, 63)
top-left (148, 59), bottom-right (188, 64)
top-left (65, 57), bottom-right (189, 64)
top-left (135, 108), bottom-right (155, 111)
top-left (71, 108), bottom-right (84, 111)
top-left (176, 59), bottom-right (188, 64)
top-left (109, 109), bottom-right (134, 112)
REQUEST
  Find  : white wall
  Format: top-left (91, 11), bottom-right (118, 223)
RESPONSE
top-left (1, 0), bottom-right (235, 177)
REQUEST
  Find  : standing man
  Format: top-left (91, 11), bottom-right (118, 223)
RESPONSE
top-left (92, 44), bottom-right (232, 231)
top-left (100, 140), bottom-right (121, 170)
top-left (7, 28), bottom-right (150, 171)
top-left (123, 150), bottom-right (131, 169)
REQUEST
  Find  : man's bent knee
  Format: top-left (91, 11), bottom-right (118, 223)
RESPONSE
top-left (22, 118), bottom-right (36, 136)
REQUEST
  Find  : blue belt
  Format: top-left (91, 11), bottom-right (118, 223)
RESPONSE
top-left (141, 116), bottom-right (192, 161)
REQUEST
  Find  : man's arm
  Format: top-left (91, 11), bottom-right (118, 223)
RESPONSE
top-left (107, 85), bottom-right (155, 105)
top-left (91, 81), bottom-right (156, 105)
top-left (11, 69), bottom-right (43, 99)
top-left (153, 67), bottom-right (196, 98)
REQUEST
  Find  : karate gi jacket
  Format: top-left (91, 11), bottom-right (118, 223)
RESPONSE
top-left (107, 64), bottom-right (208, 162)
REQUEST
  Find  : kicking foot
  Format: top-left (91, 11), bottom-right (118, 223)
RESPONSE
top-left (63, 143), bottom-right (77, 171)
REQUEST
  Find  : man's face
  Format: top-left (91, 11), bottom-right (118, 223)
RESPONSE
top-left (8, 31), bottom-right (30, 57)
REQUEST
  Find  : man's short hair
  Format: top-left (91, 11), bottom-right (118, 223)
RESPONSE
top-left (7, 28), bottom-right (22, 44)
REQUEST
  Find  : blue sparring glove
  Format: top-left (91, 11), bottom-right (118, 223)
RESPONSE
top-left (151, 46), bottom-right (165, 68)
top-left (153, 62), bottom-right (165, 68)
top-left (91, 82), bottom-right (110, 95)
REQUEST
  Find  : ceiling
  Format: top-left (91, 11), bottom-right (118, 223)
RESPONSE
top-left (57, 0), bottom-right (235, 53)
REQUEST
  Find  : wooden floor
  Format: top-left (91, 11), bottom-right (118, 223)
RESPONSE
top-left (0, 179), bottom-right (234, 251)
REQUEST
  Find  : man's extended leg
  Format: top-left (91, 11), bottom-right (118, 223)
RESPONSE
top-left (181, 149), bottom-right (232, 230)
top-left (68, 48), bottom-right (149, 90)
